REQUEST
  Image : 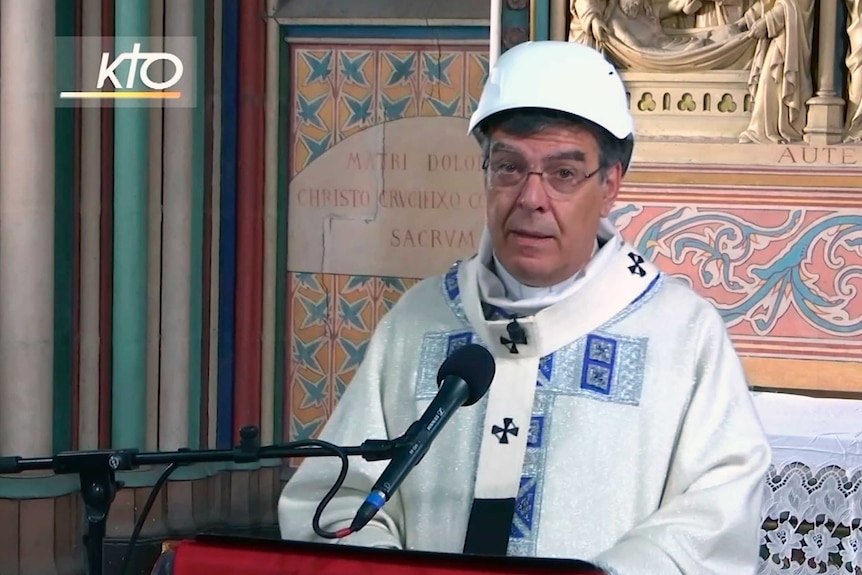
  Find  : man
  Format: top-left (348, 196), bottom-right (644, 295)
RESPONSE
top-left (279, 41), bottom-right (771, 575)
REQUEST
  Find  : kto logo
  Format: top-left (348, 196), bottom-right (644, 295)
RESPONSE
top-left (60, 42), bottom-right (184, 101)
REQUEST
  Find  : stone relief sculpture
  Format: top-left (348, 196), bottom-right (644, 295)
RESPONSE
top-left (568, 0), bottom-right (759, 70)
top-left (845, 0), bottom-right (862, 142)
top-left (568, 0), bottom-right (821, 145)
top-left (662, 0), bottom-right (748, 28)
top-left (570, 0), bottom-right (706, 51)
top-left (734, 0), bottom-right (815, 144)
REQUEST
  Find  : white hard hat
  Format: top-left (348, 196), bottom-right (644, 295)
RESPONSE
top-left (468, 40), bottom-right (634, 143)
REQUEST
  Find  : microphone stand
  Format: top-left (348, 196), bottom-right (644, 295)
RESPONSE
top-left (0, 426), bottom-right (407, 575)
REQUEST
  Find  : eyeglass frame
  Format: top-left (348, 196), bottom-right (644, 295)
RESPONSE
top-left (481, 155), bottom-right (604, 199)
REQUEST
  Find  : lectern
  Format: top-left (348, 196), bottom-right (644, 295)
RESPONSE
top-left (163, 535), bottom-right (608, 575)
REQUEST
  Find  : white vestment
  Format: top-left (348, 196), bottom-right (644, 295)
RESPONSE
top-left (278, 220), bottom-right (772, 575)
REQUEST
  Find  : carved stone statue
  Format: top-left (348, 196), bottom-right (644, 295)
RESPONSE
top-left (735, 0), bottom-right (815, 144)
top-left (570, 0), bottom-right (707, 50)
top-left (845, 0), bottom-right (862, 142)
top-left (569, 0), bottom-right (758, 70)
top-left (662, 0), bottom-right (750, 28)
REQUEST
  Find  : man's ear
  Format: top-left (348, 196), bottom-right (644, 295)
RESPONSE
top-left (600, 163), bottom-right (623, 217)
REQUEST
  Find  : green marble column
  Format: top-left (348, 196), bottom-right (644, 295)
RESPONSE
top-left (112, 0), bottom-right (151, 450)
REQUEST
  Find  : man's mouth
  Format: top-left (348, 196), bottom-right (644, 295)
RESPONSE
top-left (510, 230), bottom-right (552, 239)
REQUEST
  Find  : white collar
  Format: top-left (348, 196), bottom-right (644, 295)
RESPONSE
top-left (476, 218), bottom-right (622, 316)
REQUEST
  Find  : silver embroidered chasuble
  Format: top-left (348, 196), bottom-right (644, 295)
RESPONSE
top-left (278, 229), bottom-right (771, 575)
top-left (422, 248), bottom-right (659, 557)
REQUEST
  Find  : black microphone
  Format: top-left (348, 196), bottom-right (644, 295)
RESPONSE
top-left (349, 343), bottom-right (496, 533)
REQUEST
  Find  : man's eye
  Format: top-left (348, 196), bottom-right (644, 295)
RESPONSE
top-left (556, 168), bottom-right (578, 179)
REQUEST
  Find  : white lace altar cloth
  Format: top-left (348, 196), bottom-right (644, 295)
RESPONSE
top-left (752, 392), bottom-right (862, 574)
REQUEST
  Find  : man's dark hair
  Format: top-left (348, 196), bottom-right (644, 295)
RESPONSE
top-left (473, 107), bottom-right (633, 178)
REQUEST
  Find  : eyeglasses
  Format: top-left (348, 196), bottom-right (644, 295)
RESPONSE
top-left (483, 156), bottom-right (601, 198)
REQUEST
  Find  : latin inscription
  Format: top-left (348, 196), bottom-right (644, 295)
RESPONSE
top-left (297, 151), bottom-right (486, 250)
top-left (346, 152), bottom-right (485, 172)
top-left (633, 141), bottom-right (862, 169)
top-left (777, 146), bottom-right (858, 165)
top-left (339, 153), bottom-right (484, 249)
top-left (347, 152), bottom-right (409, 171)
top-left (287, 116), bottom-right (491, 277)
top-left (427, 153), bottom-right (484, 171)
top-left (296, 188), bottom-right (372, 208)
top-left (389, 229), bottom-right (477, 249)
top-left (296, 188), bottom-right (485, 211)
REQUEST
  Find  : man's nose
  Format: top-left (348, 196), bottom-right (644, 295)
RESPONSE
top-left (517, 172), bottom-right (550, 211)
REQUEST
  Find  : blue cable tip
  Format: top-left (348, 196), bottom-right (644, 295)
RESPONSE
top-left (350, 490), bottom-right (388, 532)
top-left (365, 490), bottom-right (386, 510)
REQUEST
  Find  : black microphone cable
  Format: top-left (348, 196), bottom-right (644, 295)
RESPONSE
top-left (118, 461), bottom-right (181, 575)
top-left (117, 439), bottom-right (351, 575)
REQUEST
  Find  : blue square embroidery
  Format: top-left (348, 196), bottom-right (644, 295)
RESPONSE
top-left (510, 476), bottom-right (537, 538)
top-left (588, 336), bottom-right (616, 363)
top-left (527, 416), bottom-right (544, 447)
top-left (444, 266), bottom-right (460, 301)
top-left (537, 354), bottom-right (553, 387)
top-left (581, 334), bottom-right (616, 395)
top-left (446, 332), bottom-right (472, 355)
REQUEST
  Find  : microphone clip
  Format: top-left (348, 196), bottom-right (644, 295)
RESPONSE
top-left (359, 433), bottom-right (415, 462)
